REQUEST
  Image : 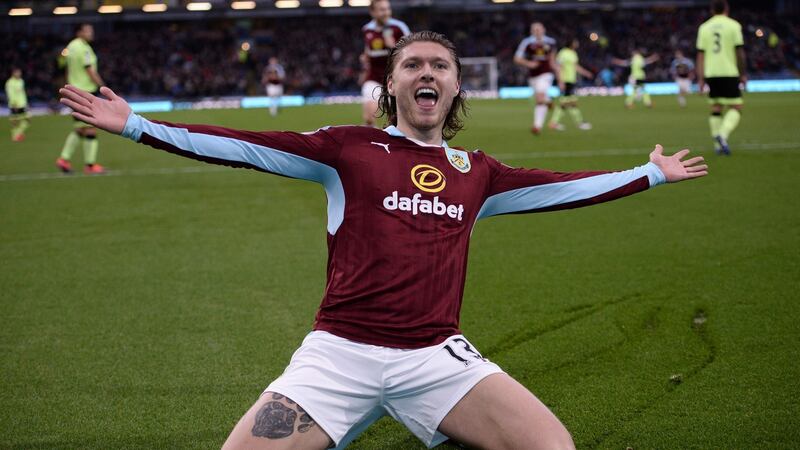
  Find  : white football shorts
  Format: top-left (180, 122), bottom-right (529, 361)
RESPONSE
top-left (528, 72), bottom-right (555, 97)
top-left (361, 80), bottom-right (382, 102)
top-left (266, 84), bottom-right (284, 98)
top-left (265, 330), bottom-right (503, 448)
top-left (676, 77), bottom-right (692, 93)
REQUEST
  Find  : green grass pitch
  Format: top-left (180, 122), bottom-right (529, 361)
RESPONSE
top-left (1, 93), bottom-right (799, 449)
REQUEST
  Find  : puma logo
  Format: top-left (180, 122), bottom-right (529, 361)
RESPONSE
top-left (371, 142), bottom-right (390, 154)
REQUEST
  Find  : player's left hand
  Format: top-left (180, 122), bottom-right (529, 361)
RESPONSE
top-left (649, 145), bottom-right (707, 183)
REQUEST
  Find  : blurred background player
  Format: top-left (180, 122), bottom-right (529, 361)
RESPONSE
top-left (5, 68), bottom-right (30, 142)
top-left (612, 49), bottom-right (660, 109)
top-left (549, 37), bottom-right (594, 131)
top-left (56, 23), bottom-right (105, 174)
top-left (514, 22), bottom-right (557, 135)
top-left (696, 0), bottom-right (746, 156)
top-left (360, 0), bottom-right (410, 127)
top-left (261, 57), bottom-right (285, 117)
top-left (671, 49), bottom-right (695, 107)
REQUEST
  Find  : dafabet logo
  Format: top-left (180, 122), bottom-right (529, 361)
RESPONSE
top-left (383, 164), bottom-right (464, 221)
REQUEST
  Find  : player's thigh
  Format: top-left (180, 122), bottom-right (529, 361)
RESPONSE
top-left (222, 392), bottom-right (333, 450)
top-left (534, 74), bottom-right (554, 102)
top-left (438, 373), bottom-right (574, 450)
top-left (361, 80), bottom-right (381, 102)
top-left (362, 100), bottom-right (379, 122)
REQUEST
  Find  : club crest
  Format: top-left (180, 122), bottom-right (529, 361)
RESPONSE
top-left (445, 148), bottom-right (471, 173)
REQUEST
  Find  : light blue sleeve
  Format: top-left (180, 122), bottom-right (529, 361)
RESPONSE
top-left (121, 113), bottom-right (347, 234)
top-left (477, 162), bottom-right (666, 220)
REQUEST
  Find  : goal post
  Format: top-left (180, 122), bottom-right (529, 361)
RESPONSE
top-left (459, 57), bottom-right (499, 98)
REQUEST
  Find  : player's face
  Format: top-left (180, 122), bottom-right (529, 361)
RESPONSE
top-left (80, 25), bottom-right (95, 42)
top-left (387, 42), bottom-right (460, 136)
top-left (370, 0), bottom-right (392, 25)
top-left (531, 23), bottom-right (545, 38)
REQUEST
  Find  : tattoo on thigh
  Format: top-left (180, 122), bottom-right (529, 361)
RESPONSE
top-left (297, 405), bottom-right (317, 433)
top-left (251, 394), bottom-right (318, 439)
top-left (252, 401), bottom-right (297, 439)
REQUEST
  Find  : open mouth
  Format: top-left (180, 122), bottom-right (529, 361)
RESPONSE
top-left (415, 87), bottom-right (439, 108)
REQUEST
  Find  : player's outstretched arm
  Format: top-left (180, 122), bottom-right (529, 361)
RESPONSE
top-left (478, 146), bottom-right (707, 220)
top-left (59, 84), bottom-right (130, 134)
top-left (59, 84), bottom-right (342, 187)
top-left (649, 145), bottom-right (707, 182)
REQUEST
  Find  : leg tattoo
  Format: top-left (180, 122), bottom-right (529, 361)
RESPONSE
top-left (251, 393), bottom-right (318, 439)
top-left (251, 401), bottom-right (297, 439)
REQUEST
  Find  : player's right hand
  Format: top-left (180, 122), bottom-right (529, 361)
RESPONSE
top-left (59, 85), bottom-right (131, 135)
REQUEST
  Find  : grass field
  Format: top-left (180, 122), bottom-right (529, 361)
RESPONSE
top-left (2, 93), bottom-right (799, 449)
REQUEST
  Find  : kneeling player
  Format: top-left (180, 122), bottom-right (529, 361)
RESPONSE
top-left (60, 31), bottom-right (707, 450)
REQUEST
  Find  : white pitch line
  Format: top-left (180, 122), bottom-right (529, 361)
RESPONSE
top-left (1, 142), bottom-right (797, 183)
top-left (0, 165), bottom-right (231, 182)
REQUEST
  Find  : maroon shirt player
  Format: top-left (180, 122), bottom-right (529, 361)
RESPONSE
top-left (360, 0), bottom-right (410, 127)
top-left (514, 22), bottom-right (558, 134)
top-left (60, 31), bottom-right (707, 450)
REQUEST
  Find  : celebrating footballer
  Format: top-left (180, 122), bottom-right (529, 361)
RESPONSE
top-left (60, 30), bottom-right (707, 450)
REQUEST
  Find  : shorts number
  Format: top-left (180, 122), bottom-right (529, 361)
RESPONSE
top-left (444, 338), bottom-right (486, 366)
top-left (713, 32), bottom-right (721, 53)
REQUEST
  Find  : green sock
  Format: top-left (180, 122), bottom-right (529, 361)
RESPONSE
top-left (643, 92), bottom-right (652, 106)
top-left (19, 119), bottom-right (29, 134)
top-left (567, 107), bottom-right (584, 125)
top-left (709, 114), bottom-right (723, 138)
top-left (83, 137), bottom-right (99, 165)
top-left (720, 109), bottom-right (741, 140)
top-left (10, 122), bottom-right (20, 139)
top-left (549, 104), bottom-right (563, 125)
top-left (625, 91), bottom-right (635, 106)
top-left (60, 132), bottom-right (81, 160)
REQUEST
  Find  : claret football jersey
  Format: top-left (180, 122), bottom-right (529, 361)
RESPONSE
top-left (362, 18), bottom-right (410, 84)
top-left (515, 35), bottom-right (557, 78)
top-left (122, 114), bottom-right (665, 348)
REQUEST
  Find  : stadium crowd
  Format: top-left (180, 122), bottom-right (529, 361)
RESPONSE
top-left (3, 6), bottom-right (797, 104)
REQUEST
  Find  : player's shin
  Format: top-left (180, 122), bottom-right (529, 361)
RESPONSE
top-left (82, 134), bottom-right (99, 164)
top-left (60, 131), bottom-right (81, 160)
top-left (720, 109), bottom-right (741, 139)
top-left (709, 111), bottom-right (723, 138)
top-left (567, 106), bottom-right (584, 125)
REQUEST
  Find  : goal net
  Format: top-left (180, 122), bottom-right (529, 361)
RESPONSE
top-left (460, 57), bottom-right (499, 98)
